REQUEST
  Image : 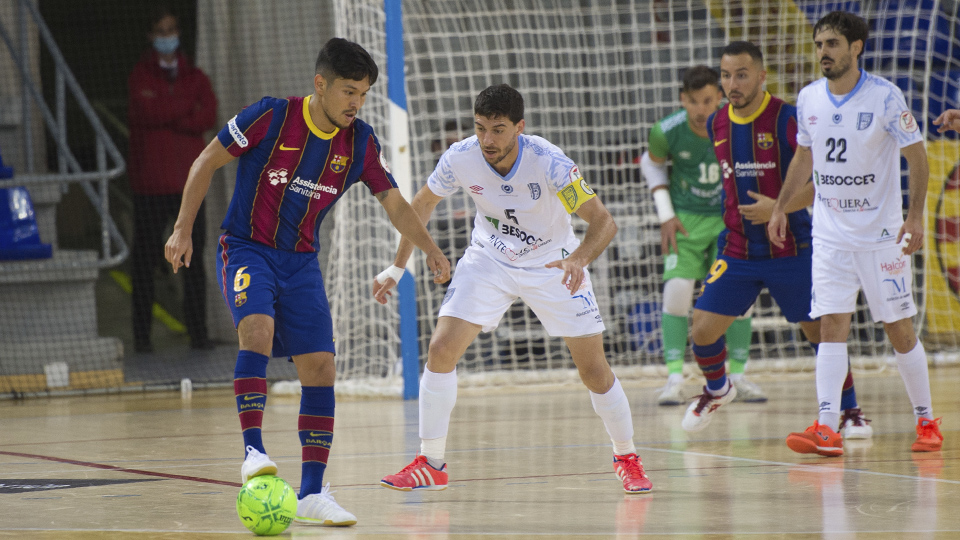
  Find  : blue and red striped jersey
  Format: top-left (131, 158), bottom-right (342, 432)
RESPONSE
top-left (708, 92), bottom-right (812, 260)
top-left (216, 95), bottom-right (397, 253)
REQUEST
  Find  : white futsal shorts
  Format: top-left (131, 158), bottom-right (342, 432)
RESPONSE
top-left (810, 242), bottom-right (917, 323)
top-left (437, 247), bottom-right (606, 337)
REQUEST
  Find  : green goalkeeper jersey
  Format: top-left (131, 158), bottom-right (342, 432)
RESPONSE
top-left (647, 109), bottom-right (723, 215)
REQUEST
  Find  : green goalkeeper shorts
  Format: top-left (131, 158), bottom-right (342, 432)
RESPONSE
top-left (662, 212), bottom-right (725, 282)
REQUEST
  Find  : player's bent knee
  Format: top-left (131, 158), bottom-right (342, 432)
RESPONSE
top-left (237, 314), bottom-right (275, 355)
top-left (292, 352), bottom-right (336, 386)
top-left (426, 339), bottom-right (463, 372)
top-left (690, 310), bottom-right (730, 345)
top-left (883, 318), bottom-right (918, 353)
top-left (577, 363), bottom-right (614, 394)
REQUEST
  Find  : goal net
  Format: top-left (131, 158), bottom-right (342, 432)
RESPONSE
top-left (2, 1), bottom-right (958, 396)
top-left (329, 0), bottom-right (960, 389)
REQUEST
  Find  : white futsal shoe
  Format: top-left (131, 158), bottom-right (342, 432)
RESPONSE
top-left (681, 383), bottom-right (737, 432)
top-left (296, 483), bottom-right (358, 526)
top-left (240, 445), bottom-right (277, 483)
top-left (840, 408), bottom-right (873, 439)
top-left (731, 376), bottom-right (768, 403)
top-left (657, 375), bottom-right (685, 406)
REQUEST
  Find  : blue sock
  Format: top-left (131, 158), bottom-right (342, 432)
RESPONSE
top-left (693, 338), bottom-right (727, 392)
top-left (298, 386), bottom-right (335, 498)
top-left (840, 359), bottom-right (858, 410)
top-left (234, 350), bottom-right (269, 455)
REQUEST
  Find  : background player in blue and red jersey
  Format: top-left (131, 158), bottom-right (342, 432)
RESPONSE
top-left (681, 42), bottom-right (870, 438)
top-left (164, 38), bottom-right (450, 526)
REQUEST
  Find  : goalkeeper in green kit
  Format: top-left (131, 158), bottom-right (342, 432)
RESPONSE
top-left (640, 66), bottom-right (765, 406)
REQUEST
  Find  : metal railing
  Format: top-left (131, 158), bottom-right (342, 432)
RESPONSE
top-left (0, 0), bottom-right (127, 268)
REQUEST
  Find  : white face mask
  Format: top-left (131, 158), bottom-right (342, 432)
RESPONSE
top-left (153, 35), bottom-right (179, 55)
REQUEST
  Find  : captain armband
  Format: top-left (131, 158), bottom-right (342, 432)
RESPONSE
top-left (557, 167), bottom-right (597, 214)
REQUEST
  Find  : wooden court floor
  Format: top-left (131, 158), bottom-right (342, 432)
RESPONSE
top-left (1, 366), bottom-right (958, 539)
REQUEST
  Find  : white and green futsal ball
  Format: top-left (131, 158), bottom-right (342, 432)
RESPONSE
top-left (236, 475), bottom-right (298, 536)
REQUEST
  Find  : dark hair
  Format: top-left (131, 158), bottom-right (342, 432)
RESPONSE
top-left (681, 65), bottom-right (720, 94)
top-left (149, 6), bottom-right (177, 31)
top-left (474, 84), bottom-right (524, 123)
top-left (315, 37), bottom-right (379, 85)
top-left (813, 11), bottom-right (869, 59)
top-left (721, 41), bottom-right (764, 66)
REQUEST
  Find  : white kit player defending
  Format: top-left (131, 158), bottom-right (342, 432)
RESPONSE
top-left (372, 84), bottom-right (652, 493)
top-left (770, 11), bottom-right (943, 456)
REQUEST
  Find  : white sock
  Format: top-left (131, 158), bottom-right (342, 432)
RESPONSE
top-left (667, 373), bottom-right (683, 385)
top-left (419, 367), bottom-right (458, 463)
top-left (896, 341), bottom-right (933, 420)
top-left (816, 342), bottom-right (848, 431)
top-left (420, 438), bottom-right (447, 468)
top-left (590, 378), bottom-right (637, 456)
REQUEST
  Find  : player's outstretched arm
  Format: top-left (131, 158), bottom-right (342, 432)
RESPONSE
top-left (165, 138), bottom-right (234, 274)
top-left (373, 186), bottom-right (450, 304)
top-left (768, 145), bottom-right (814, 248)
top-left (545, 197), bottom-right (617, 295)
top-left (933, 109), bottom-right (960, 134)
top-left (899, 141), bottom-right (929, 255)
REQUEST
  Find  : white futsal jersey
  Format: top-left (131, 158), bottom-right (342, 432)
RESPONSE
top-left (796, 71), bottom-right (923, 251)
top-left (427, 134), bottom-right (596, 268)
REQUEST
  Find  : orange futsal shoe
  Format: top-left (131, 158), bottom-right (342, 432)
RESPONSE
top-left (613, 453), bottom-right (652, 493)
top-left (911, 417), bottom-right (944, 452)
top-left (381, 455), bottom-right (448, 491)
top-left (786, 421), bottom-right (843, 457)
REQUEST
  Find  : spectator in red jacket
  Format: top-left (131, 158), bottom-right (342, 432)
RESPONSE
top-left (128, 7), bottom-right (217, 353)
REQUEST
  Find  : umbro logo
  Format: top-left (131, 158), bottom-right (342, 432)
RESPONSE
top-left (469, 185), bottom-right (483, 194)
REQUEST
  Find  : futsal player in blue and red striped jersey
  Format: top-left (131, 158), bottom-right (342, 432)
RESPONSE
top-left (680, 42), bottom-right (871, 437)
top-left (164, 38), bottom-right (450, 526)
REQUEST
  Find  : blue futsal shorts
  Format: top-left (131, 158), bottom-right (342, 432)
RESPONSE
top-left (694, 248), bottom-right (815, 323)
top-left (216, 233), bottom-right (335, 358)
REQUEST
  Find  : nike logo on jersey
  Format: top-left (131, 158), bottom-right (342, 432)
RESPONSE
top-left (279, 143), bottom-right (301, 151)
top-left (714, 139), bottom-right (727, 147)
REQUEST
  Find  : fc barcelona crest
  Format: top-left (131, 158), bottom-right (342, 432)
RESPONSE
top-left (235, 292), bottom-right (247, 307)
top-left (756, 132), bottom-right (774, 150)
top-left (330, 154), bottom-right (349, 173)
top-left (528, 182), bottom-right (541, 200)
